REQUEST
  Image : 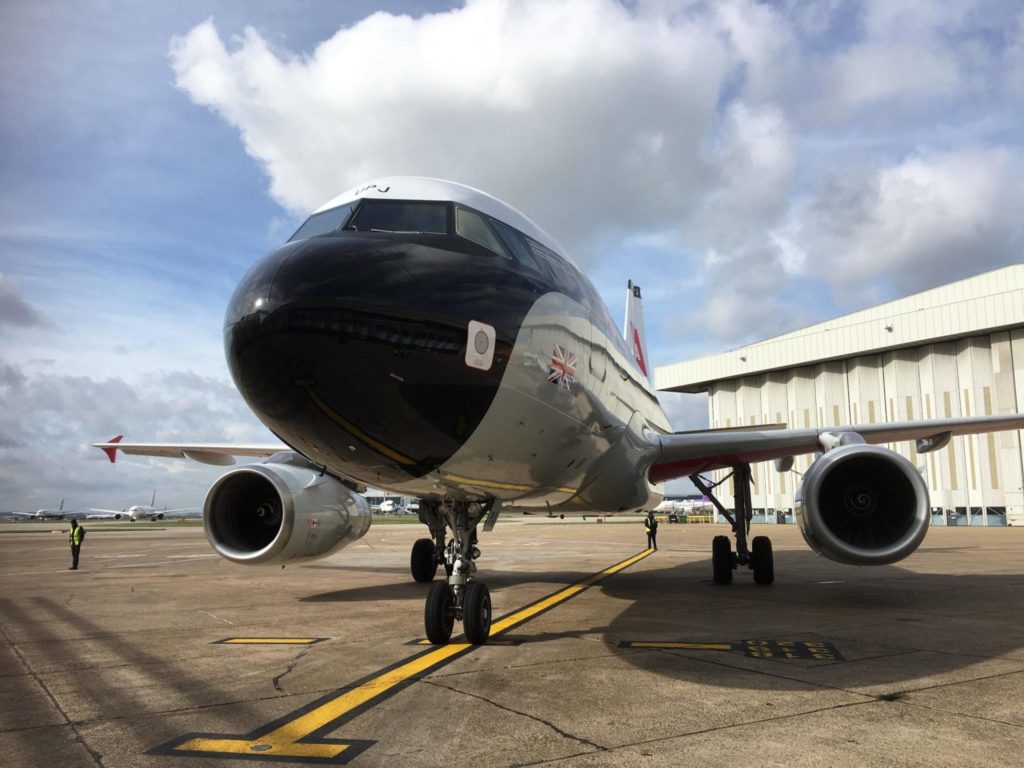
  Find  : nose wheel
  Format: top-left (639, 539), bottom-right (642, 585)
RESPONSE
top-left (418, 500), bottom-right (493, 644)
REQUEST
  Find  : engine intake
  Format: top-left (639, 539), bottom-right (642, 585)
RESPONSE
top-left (203, 456), bottom-right (370, 565)
top-left (796, 444), bottom-right (930, 565)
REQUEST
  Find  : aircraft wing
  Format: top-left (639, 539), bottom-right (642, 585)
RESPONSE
top-left (649, 414), bottom-right (1024, 483)
top-left (94, 437), bottom-right (287, 466)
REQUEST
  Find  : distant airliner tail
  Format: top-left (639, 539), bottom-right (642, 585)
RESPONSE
top-left (623, 280), bottom-right (652, 383)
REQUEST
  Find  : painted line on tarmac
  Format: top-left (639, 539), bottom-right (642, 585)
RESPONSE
top-left (620, 639), bottom-right (844, 660)
top-left (214, 638), bottom-right (328, 646)
top-left (150, 547), bottom-right (654, 764)
top-left (406, 637), bottom-right (523, 646)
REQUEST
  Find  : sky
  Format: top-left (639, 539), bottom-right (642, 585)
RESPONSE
top-left (1, 0), bottom-right (1022, 511)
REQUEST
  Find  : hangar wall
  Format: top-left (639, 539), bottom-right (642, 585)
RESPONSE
top-left (656, 266), bottom-right (1024, 526)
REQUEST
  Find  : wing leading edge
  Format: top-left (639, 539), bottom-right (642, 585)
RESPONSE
top-left (649, 414), bottom-right (1024, 483)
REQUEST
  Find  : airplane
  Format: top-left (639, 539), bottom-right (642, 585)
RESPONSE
top-left (93, 176), bottom-right (1024, 646)
top-left (378, 499), bottom-right (409, 514)
top-left (11, 498), bottom-right (71, 520)
top-left (87, 488), bottom-right (198, 521)
top-left (652, 499), bottom-right (681, 514)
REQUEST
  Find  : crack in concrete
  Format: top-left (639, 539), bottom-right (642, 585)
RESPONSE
top-left (272, 645), bottom-right (314, 692)
top-left (0, 620), bottom-right (107, 767)
top-left (423, 678), bottom-right (607, 753)
top-left (516, 699), bottom-right (876, 767)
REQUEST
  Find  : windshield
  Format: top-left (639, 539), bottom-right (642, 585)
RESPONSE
top-left (289, 203), bottom-right (356, 242)
top-left (348, 200), bottom-right (449, 234)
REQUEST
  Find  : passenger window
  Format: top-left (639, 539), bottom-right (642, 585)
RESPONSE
top-left (455, 207), bottom-right (508, 256)
top-left (491, 218), bottom-right (541, 272)
top-left (349, 201), bottom-right (449, 234)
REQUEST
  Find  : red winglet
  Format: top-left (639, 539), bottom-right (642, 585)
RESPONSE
top-left (102, 435), bottom-right (124, 463)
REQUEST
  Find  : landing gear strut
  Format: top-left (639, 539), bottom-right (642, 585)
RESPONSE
top-left (691, 463), bottom-right (774, 585)
top-left (417, 500), bottom-right (492, 644)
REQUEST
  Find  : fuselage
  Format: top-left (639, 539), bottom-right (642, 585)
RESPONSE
top-left (225, 178), bottom-right (670, 512)
top-left (30, 509), bottom-right (65, 520)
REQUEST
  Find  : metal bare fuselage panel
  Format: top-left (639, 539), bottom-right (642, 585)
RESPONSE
top-left (386, 292), bottom-right (670, 511)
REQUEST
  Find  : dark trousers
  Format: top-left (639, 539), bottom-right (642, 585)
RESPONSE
top-left (647, 533), bottom-right (656, 549)
top-left (70, 545), bottom-right (80, 569)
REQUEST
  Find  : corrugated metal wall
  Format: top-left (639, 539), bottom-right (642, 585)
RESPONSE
top-left (707, 331), bottom-right (1024, 525)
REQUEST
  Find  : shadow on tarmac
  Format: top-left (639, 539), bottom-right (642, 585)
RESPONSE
top-left (303, 546), bottom-right (1024, 692)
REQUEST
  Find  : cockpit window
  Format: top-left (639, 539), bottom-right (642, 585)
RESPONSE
top-left (289, 203), bottom-right (356, 241)
top-left (348, 200), bottom-right (449, 234)
top-left (490, 218), bottom-right (540, 271)
top-left (455, 207), bottom-right (508, 256)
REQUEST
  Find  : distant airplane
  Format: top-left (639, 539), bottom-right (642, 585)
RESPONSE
top-left (652, 499), bottom-right (680, 514)
top-left (12, 498), bottom-right (70, 520)
top-left (94, 177), bottom-right (1024, 646)
top-left (377, 499), bottom-right (408, 514)
top-left (88, 490), bottom-right (198, 522)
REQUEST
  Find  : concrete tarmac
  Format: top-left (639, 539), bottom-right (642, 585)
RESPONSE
top-left (1, 519), bottom-right (1022, 767)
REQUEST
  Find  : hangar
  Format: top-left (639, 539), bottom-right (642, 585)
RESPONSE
top-left (656, 265), bottom-right (1024, 527)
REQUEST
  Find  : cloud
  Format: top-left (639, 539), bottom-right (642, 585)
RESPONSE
top-left (166, 0), bottom-right (1023, 353)
top-left (0, 361), bottom-right (269, 511)
top-left (0, 274), bottom-right (48, 328)
top-left (169, 1), bottom-right (736, 255)
top-left (797, 147), bottom-right (1024, 299)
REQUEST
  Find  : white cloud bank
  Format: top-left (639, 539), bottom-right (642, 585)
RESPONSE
top-left (168, 0), bottom-right (1024, 347)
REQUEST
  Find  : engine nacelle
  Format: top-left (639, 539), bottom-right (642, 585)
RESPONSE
top-left (796, 444), bottom-right (930, 565)
top-left (203, 455), bottom-right (371, 565)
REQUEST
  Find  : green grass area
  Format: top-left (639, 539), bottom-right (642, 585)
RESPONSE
top-left (370, 515), bottom-right (423, 524)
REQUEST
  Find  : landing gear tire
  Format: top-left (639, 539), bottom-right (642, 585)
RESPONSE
top-left (751, 536), bottom-right (774, 585)
top-left (712, 535), bottom-right (733, 585)
top-left (463, 582), bottom-right (492, 645)
top-left (411, 538), bottom-right (438, 583)
top-left (425, 581), bottom-right (454, 644)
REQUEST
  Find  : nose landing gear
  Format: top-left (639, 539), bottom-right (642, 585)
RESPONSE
top-left (418, 500), bottom-right (493, 644)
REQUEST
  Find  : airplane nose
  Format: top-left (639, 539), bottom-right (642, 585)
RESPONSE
top-left (224, 233), bottom-right (530, 487)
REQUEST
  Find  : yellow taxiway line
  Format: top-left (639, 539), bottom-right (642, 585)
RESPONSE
top-left (153, 548), bottom-right (655, 763)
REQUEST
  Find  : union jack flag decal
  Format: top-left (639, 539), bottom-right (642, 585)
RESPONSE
top-left (548, 345), bottom-right (577, 391)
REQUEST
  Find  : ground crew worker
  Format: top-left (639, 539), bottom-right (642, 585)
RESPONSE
top-left (68, 519), bottom-right (84, 570)
top-left (644, 511), bottom-right (658, 550)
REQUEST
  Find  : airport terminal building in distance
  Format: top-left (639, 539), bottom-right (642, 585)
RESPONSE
top-left (656, 264), bottom-right (1024, 527)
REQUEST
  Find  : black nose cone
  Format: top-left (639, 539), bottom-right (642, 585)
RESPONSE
top-left (224, 233), bottom-right (531, 487)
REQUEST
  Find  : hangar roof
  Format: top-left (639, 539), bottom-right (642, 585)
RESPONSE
top-left (656, 265), bottom-right (1024, 394)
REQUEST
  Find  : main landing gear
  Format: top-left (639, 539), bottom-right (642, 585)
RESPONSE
top-left (414, 500), bottom-right (492, 645)
top-left (691, 462), bottom-right (774, 586)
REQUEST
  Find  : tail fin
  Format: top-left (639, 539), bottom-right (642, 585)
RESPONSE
top-left (623, 281), bottom-right (652, 383)
top-left (100, 435), bottom-right (124, 464)
top-left (151, 489), bottom-right (156, 507)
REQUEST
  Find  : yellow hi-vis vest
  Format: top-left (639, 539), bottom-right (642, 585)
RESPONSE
top-left (69, 527), bottom-right (83, 546)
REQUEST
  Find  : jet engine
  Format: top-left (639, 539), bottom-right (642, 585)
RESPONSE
top-left (796, 444), bottom-right (930, 565)
top-left (203, 452), bottom-right (371, 565)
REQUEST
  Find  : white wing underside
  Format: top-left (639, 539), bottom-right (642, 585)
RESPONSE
top-left (93, 441), bottom-right (287, 466)
top-left (650, 414), bottom-right (1024, 482)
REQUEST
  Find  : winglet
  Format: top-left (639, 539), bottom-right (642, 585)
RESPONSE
top-left (98, 435), bottom-right (124, 463)
top-left (624, 280), bottom-right (652, 383)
